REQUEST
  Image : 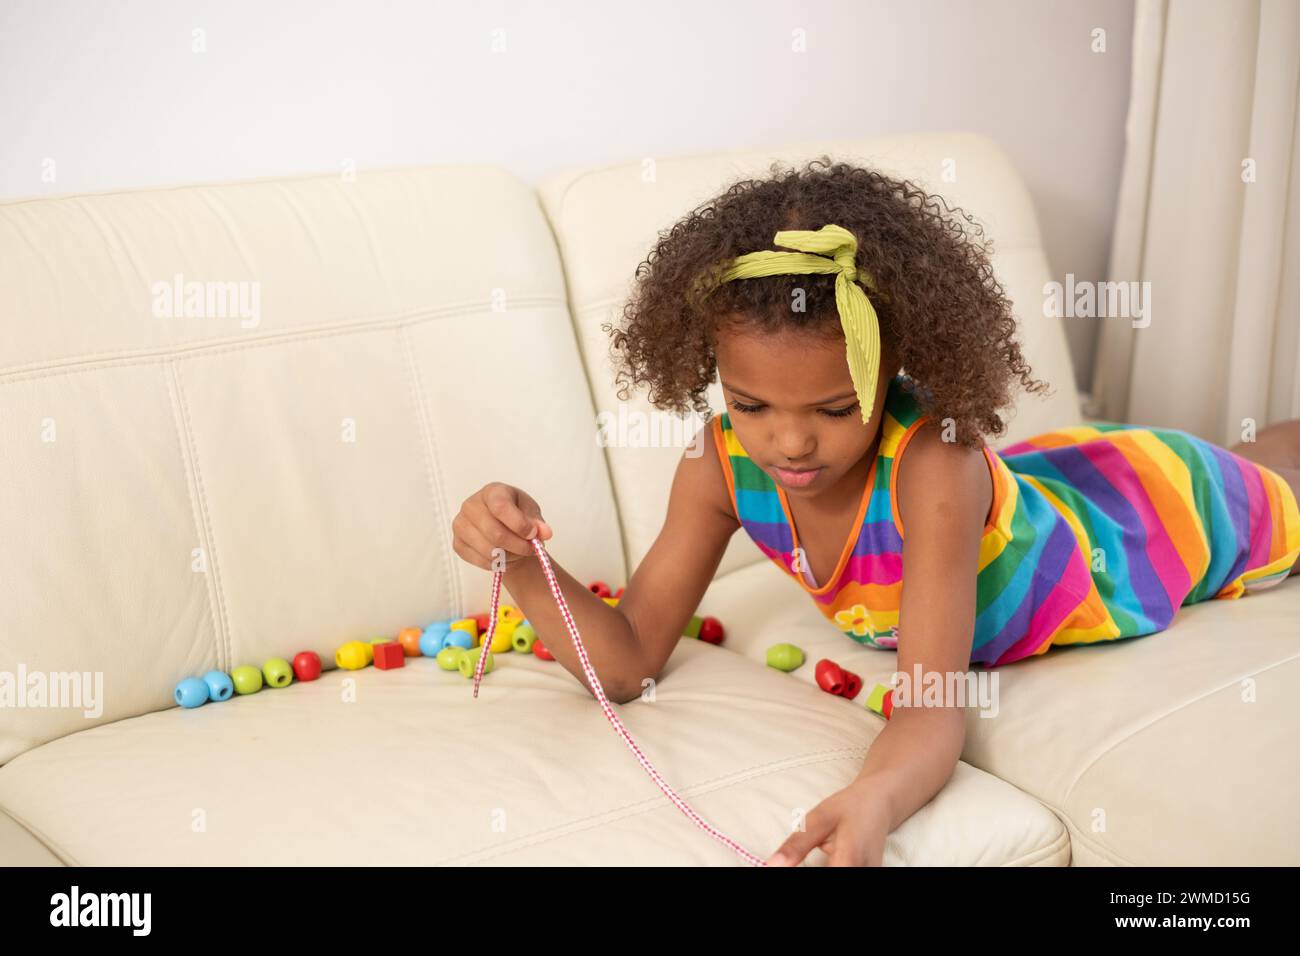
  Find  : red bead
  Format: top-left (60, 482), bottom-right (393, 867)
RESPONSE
top-left (613, 586), bottom-right (625, 599)
top-left (840, 670), bottom-right (863, 699)
top-left (698, 616), bottom-right (725, 644)
top-left (588, 581), bottom-right (612, 598)
top-left (373, 642), bottom-right (405, 670)
top-left (881, 689), bottom-right (895, 719)
top-left (472, 613), bottom-right (490, 635)
top-left (815, 659), bottom-right (846, 696)
top-left (533, 639), bottom-right (554, 661)
top-left (292, 651), bottom-right (322, 682)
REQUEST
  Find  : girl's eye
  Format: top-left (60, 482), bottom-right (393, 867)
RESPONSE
top-left (820, 403), bottom-right (859, 418)
top-left (729, 400), bottom-right (859, 418)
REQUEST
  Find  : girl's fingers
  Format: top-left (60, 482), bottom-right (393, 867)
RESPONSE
top-left (479, 488), bottom-right (541, 555)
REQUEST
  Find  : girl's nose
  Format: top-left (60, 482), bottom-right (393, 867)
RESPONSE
top-left (773, 429), bottom-right (816, 463)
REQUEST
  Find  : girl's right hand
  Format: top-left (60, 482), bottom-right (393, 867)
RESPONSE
top-left (452, 482), bottom-right (554, 571)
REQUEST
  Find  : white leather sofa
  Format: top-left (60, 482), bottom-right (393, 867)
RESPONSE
top-left (2, 133), bottom-right (1296, 866)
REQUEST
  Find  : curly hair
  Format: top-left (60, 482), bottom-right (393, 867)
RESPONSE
top-left (603, 156), bottom-right (1052, 447)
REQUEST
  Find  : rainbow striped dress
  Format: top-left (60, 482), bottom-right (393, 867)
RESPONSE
top-left (710, 373), bottom-right (1300, 668)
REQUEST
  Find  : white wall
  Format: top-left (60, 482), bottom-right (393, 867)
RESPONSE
top-left (0, 0), bottom-right (1134, 386)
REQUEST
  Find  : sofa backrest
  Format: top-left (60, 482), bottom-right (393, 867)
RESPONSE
top-left (538, 132), bottom-right (1082, 571)
top-left (0, 166), bottom-right (626, 764)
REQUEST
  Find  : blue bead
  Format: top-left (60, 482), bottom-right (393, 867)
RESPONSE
top-left (201, 670), bottom-right (234, 702)
top-left (175, 677), bottom-right (210, 708)
top-left (442, 630), bottom-right (473, 651)
top-left (421, 620), bottom-right (453, 656)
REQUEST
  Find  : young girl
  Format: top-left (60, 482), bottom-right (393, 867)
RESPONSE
top-left (452, 158), bottom-right (1300, 866)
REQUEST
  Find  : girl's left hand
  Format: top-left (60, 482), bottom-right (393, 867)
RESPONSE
top-left (765, 779), bottom-right (891, 866)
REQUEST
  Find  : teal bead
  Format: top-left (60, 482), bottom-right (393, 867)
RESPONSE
top-left (441, 630), bottom-right (473, 652)
top-left (174, 677), bottom-right (209, 708)
top-left (202, 670), bottom-right (234, 702)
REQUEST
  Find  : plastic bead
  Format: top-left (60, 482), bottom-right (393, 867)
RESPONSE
top-left (532, 639), bottom-right (554, 661)
top-left (489, 619), bottom-right (517, 653)
top-left (682, 615), bottom-right (703, 639)
top-left (202, 670), bottom-right (234, 701)
top-left (231, 665), bottom-right (264, 695)
top-left (373, 642), bottom-right (405, 670)
top-left (449, 618), bottom-right (479, 643)
top-left (601, 596), bottom-right (619, 607)
top-left (840, 669), bottom-right (863, 700)
top-left (458, 647), bottom-right (494, 678)
top-left (588, 581), bottom-right (612, 599)
top-left (765, 643), bottom-right (805, 672)
top-left (335, 641), bottom-right (371, 671)
top-left (174, 677), bottom-right (209, 708)
top-left (262, 657), bottom-right (293, 688)
top-left (418, 630), bottom-right (443, 657)
top-left (423, 621), bottom-right (454, 650)
top-left (497, 605), bottom-right (525, 625)
top-left (442, 630), bottom-right (474, 651)
top-left (397, 627), bottom-right (423, 657)
top-left (864, 683), bottom-right (894, 719)
top-left (292, 652), bottom-right (322, 682)
top-left (511, 622), bottom-right (538, 653)
top-left (471, 613), bottom-right (490, 638)
top-left (436, 646), bottom-right (467, 670)
top-left (613, 586), bottom-right (624, 599)
top-left (698, 616), bottom-right (725, 645)
top-left (814, 659), bottom-right (846, 696)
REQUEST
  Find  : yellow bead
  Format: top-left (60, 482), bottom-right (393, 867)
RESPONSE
top-left (335, 641), bottom-right (372, 670)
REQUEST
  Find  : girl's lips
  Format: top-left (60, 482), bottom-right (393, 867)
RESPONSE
top-left (773, 466), bottom-right (822, 488)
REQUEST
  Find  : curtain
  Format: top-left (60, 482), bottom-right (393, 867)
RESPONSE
top-left (1091, 0), bottom-right (1300, 446)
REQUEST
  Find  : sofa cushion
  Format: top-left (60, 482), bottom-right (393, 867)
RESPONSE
top-left (536, 132), bottom-right (1083, 570)
top-left (0, 167), bottom-right (626, 764)
top-left (703, 559), bottom-right (1300, 865)
top-left (0, 640), bottom-right (1066, 865)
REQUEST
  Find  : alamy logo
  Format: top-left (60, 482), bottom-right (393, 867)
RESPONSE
top-left (0, 665), bottom-right (102, 718)
top-left (49, 886), bottom-right (151, 936)
top-left (151, 272), bottom-right (261, 329)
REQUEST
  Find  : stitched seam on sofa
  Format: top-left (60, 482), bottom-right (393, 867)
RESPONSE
top-left (169, 362), bottom-right (234, 673)
top-left (0, 296), bottom-right (568, 384)
top-left (398, 325), bottom-right (460, 617)
top-left (1059, 650), bottom-right (1300, 810)
top-left (430, 745), bottom-right (869, 865)
top-left (0, 805), bottom-right (81, 866)
top-left (165, 362), bottom-right (226, 674)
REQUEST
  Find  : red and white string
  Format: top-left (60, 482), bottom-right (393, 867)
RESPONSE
top-left (472, 536), bottom-right (768, 867)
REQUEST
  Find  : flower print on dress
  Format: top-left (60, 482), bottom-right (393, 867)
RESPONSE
top-left (834, 604), bottom-right (899, 649)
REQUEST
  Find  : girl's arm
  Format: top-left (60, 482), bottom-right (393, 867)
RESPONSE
top-left (769, 422), bottom-right (992, 865)
top-left (856, 424), bottom-right (992, 829)
top-left (503, 425), bottom-right (738, 703)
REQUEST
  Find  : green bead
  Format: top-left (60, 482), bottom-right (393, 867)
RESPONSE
top-left (436, 646), bottom-right (466, 670)
top-left (458, 647), bottom-right (494, 678)
top-left (262, 657), bottom-right (293, 688)
top-left (683, 615), bottom-right (703, 639)
top-left (765, 643), bottom-right (805, 672)
top-left (511, 623), bottom-right (538, 653)
top-left (230, 665), bottom-right (264, 694)
top-left (368, 637), bottom-right (392, 645)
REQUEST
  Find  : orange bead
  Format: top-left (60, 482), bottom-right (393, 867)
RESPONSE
top-left (397, 627), bottom-right (423, 656)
